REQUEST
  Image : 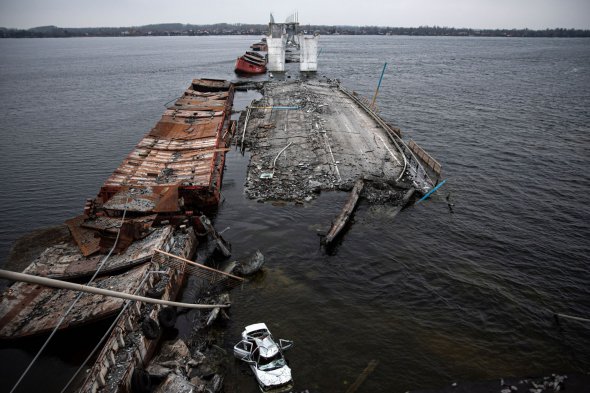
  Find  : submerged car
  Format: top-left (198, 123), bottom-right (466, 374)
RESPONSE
top-left (233, 323), bottom-right (294, 392)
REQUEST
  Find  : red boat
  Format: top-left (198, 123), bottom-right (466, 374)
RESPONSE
top-left (235, 51), bottom-right (267, 75)
top-left (250, 41), bottom-right (268, 51)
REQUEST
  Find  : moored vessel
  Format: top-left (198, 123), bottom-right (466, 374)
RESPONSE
top-left (235, 51), bottom-right (267, 75)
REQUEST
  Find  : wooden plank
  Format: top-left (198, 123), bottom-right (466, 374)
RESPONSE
top-left (325, 179), bottom-right (365, 247)
top-left (345, 359), bottom-right (379, 393)
top-left (408, 139), bottom-right (442, 176)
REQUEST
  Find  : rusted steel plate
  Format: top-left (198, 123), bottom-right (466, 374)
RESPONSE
top-left (21, 226), bottom-right (173, 280)
top-left (173, 97), bottom-right (226, 106)
top-left (102, 187), bottom-right (160, 212)
top-left (0, 263), bottom-right (151, 338)
top-left (123, 148), bottom-right (227, 165)
top-left (182, 90), bottom-right (229, 99)
top-left (103, 145), bottom-right (219, 188)
top-left (162, 109), bottom-right (223, 118)
top-left (77, 228), bottom-right (197, 392)
top-left (80, 214), bottom-right (156, 233)
top-left (190, 78), bottom-right (232, 92)
top-left (136, 137), bottom-right (217, 150)
top-left (65, 215), bottom-right (100, 257)
top-left (149, 120), bottom-right (220, 140)
top-left (153, 186), bottom-right (180, 213)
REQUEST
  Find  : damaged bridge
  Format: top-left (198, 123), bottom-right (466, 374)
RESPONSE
top-left (240, 79), bottom-right (436, 204)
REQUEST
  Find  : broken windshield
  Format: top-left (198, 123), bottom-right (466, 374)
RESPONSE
top-left (258, 352), bottom-right (286, 371)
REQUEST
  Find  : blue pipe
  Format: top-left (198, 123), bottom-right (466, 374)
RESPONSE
top-left (417, 179), bottom-right (447, 203)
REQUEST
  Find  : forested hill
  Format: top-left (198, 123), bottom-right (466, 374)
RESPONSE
top-left (1, 23), bottom-right (588, 38)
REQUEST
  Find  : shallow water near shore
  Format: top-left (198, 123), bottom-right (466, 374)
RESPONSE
top-left (0, 36), bottom-right (589, 392)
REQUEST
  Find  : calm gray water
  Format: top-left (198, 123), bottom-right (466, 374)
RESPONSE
top-left (0, 36), bottom-right (589, 392)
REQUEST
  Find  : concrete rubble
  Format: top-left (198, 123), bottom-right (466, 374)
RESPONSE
top-left (147, 338), bottom-right (223, 393)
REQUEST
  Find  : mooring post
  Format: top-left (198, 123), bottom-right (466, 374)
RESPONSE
top-left (371, 62), bottom-right (388, 108)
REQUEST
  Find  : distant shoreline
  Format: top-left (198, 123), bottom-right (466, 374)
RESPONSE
top-left (1, 23), bottom-right (589, 38)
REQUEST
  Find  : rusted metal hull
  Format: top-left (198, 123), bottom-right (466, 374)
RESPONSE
top-left (57, 79), bottom-right (236, 258)
top-left (22, 226), bottom-right (173, 280)
top-left (78, 228), bottom-right (196, 393)
top-left (0, 225), bottom-right (193, 339)
top-left (98, 79), bottom-right (235, 215)
top-left (0, 263), bottom-right (151, 338)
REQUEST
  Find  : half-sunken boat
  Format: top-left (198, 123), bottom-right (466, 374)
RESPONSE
top-left (235, 51), bottom-right (267, 75)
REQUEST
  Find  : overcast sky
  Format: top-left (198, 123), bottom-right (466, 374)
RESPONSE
top-left (0, 0), bottom-right (589, 30)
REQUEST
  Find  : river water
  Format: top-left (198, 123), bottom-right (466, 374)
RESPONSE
top-left (0, 36), bottom-right (589, 392)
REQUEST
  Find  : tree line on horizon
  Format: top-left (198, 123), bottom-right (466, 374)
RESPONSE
top-left (1, 23), bottom-right (588, 38)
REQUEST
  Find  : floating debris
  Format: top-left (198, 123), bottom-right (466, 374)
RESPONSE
top-left (233, 250), bottom-right (265, 276)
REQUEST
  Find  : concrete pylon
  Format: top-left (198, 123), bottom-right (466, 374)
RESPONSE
top-left (300, 35), bottom-right (319, 72)
top-left (267, 36), bottom-right (286, 72)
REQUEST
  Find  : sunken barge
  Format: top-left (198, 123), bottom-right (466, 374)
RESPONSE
top-left (0, 79), bottom-right (236, 392)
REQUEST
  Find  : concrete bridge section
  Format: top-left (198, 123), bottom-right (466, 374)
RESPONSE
top-left (240, 80), bottom-right (409, 202)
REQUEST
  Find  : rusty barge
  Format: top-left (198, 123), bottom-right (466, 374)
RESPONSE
top-left (0, 79), bottom-right (236, 392)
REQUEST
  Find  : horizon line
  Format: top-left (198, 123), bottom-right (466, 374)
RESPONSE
top-left (2, 23), bottom-right (589, 31)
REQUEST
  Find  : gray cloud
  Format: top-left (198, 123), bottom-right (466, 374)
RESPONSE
top-left (0, 0), bottom-right (588, 29)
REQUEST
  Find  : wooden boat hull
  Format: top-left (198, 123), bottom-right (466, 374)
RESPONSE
top-left (78, 227), bottom-right (197, 392)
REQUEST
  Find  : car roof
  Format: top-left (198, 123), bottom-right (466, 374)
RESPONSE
top-left (244, 322), bottom-right (269, 334)
top-left (257, 336), bottom-right (279, 358)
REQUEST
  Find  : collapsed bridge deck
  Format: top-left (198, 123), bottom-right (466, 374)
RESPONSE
top-left (241, 80), bottom-right (416, 202)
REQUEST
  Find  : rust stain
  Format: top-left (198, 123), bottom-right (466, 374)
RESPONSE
top-left (99, 79), bottom-right (234, 213)
top-left (65, 215), bottom-right (100, 257)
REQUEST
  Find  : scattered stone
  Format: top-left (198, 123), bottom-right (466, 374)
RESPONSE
top-left (146, 363), bottom-right (173, 379)
top-left (148, 335), bottom-right (223, 391)
top-left (189, 375), bottom-right (205, 387)
top-left (205, 293), bottom-right (231, 327)
top-left (157, 339), bottom-right (191, 362)
top-left (209, 374), bottom-right (223, 392)
top-left (152, 373), bottom-right (198, 393)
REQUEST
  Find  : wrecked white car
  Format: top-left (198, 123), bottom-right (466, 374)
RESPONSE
top-left (233, 323), bottom-right (294, 392)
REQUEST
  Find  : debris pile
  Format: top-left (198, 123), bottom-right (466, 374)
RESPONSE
top-left (511, 374), bottom-right (568, 393)
top-left (147, 339), bottom-right (224, 393)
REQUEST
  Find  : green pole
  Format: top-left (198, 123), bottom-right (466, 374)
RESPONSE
top-left (371, 62), bottom-right (388, 108)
